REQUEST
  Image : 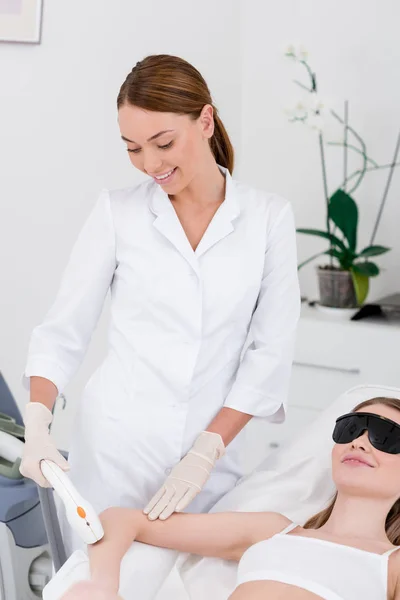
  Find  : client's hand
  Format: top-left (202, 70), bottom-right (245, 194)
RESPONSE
top-left (144, 431), bottom-right (225, 520)
top-left (61, 580), bottom-right (123, 600)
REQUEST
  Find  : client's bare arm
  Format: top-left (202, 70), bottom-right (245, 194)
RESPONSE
top-left (88, 508), bottom-right (290, 593)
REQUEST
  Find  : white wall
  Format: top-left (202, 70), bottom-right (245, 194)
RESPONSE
top-left (239, 0), bottom-right (400, 302)
top-left (0, 0), bottom-right (241, 445)
top-left (2, 0), bottom-right (400, 447)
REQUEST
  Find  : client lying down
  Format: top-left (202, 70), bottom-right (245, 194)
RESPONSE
top-left (62, 396), bottom-right (400, 600)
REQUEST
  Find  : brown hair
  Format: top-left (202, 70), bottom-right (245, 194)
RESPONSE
top-left (304, 396), bottom-right (400, 545)
top-left (117, 54), bottom-right (234, 174)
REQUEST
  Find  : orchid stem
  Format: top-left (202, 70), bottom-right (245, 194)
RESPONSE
top-left (344, 100), bottom-right (348, 192)
top-left (318, 132), bottom-right (333, 267)
top-left (370, 130), bottom-right (400, 245)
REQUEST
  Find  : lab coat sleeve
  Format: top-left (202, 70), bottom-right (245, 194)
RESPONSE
top-left (223, 201), bottom-right (300, 421)
top-left (22, 189), bottom-right (116, 395)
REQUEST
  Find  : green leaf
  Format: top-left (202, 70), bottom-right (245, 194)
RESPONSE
top-left (326, 248), bottom-right (343, 259)
top-left (357, 245), bottom-right (391, 258)
top-left (297, 247), bottom-right (358, 271)
top-left (350, 269), bottom-right (369, 306)
top-left (327, 247), bottom-right (357, 269)
top-left (298, 248), bottom-right (345, 270)
top-left (296, 228), bottom-right (348, 252)
top-left (298, 251), bottom-right (330, 270)
top-left (352, 261), bottom-right (380, 277)
top-left (328, 189), bottom-right (358, 251)
top-left (325, 249), bottom-right (349, 270)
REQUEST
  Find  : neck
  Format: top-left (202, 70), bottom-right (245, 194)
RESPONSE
top-left (170, 155), bottom-right (226, 208)
top-left (320, 493), bottom-right (392, 542)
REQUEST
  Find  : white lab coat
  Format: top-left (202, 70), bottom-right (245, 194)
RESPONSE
top-left (23, 166), bottom-right (300, 596)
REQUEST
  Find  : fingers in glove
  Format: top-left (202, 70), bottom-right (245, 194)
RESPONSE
top-left (147, 486), bottom-right (176, 521)
top-left (52, 450), bottom-right (70, 471)
top-left (159, 487), bottom-right (188, 521)
top-left (143, 485), bottom-right (168, 517)
top-left (38, 449), bottom-right (70, 484)
top-left (19, 460), bottom-right (51, 488)
top-left (175, 488), bottom-right (198, 513)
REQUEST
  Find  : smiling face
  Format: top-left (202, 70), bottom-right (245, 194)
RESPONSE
top-left (118, 103), bottom-right (215, 194)
top-left (332, 404), bottom-right (400, 502)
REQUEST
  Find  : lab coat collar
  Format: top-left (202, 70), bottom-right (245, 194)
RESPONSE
top-left (148, 166), bottom-right (240, 271)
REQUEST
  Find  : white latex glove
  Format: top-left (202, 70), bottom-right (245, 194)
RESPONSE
top-left (144, 431), bottom-right (225, 521)
top-left (19, 402), bottom-right (70, 487)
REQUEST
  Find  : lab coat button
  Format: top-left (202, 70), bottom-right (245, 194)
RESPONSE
top-left (165, 467), bottom-right (172, 475)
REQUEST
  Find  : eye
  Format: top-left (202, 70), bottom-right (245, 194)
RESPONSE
top-left (158, 141), bottom-right (173, 150)
top-left (127, 148), bottom-right (141, 154)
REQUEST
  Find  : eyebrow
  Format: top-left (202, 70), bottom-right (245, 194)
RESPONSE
top-left (121, 129), bottom-right (175, 144)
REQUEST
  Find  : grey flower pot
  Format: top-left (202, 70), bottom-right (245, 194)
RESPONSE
top-left (317, 266), bottom-right (357, 308)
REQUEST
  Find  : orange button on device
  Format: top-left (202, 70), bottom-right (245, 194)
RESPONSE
top-left (77, 506), bottom-right (86, 519)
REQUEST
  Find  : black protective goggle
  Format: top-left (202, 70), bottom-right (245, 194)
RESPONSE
top-left (333, 412), bottom-right (400, 454)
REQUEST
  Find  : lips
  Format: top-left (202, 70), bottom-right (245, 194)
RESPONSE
top-left (153, 168), bottom-right (176, 181)
top-left (342, 453), bottom-right (374, 467)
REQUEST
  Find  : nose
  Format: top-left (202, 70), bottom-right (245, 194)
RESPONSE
top-left (143, 149), bottom-right (163, 175)
top-left (351, 430), bottom-right (370, 452)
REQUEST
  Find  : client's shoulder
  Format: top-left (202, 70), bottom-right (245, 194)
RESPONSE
top-left (388, 546), bottom-right (400, 600)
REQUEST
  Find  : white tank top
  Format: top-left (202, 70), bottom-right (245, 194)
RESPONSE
top-left (236, 522), bottom-right (399, 600)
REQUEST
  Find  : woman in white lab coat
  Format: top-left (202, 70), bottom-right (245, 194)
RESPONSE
top-left (20, 54), bottom-right (300, 596)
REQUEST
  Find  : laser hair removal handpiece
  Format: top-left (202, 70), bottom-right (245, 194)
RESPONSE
top-left (40, 459), bottom-right (104, 545)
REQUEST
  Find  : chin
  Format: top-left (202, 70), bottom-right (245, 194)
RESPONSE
top-left (334, 468), bottom-right (374, 488)
top-left (163, 180), bottom-right (186, 195)
top-left (335, 473), bottom-right (377, 495)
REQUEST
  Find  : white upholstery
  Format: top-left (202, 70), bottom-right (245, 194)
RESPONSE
top-left (43, 384), bottom-right (400, 600)
top-left (180, 384), bottom-right (400, 600)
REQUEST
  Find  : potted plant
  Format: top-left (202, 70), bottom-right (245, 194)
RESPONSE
top-left (285, 45), bottom-right (400, 309)
top-left (298, 189), bottom-right (389, 308)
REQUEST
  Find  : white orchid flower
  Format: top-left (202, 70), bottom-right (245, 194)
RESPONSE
top-left (284, 44), bottom-right (297, 59)
top-left (297, 45), bottom-right (309, 61)
top-left (284, 99), bottom-right (309, 122)
top-left (294, 100), bottom-right (309, 120)
top-left (307, 92), bottom-right (325, 113)
top-left (284, 44), bottom-right (309, 62)
top-left (307, 114), bottom-right (325, 132)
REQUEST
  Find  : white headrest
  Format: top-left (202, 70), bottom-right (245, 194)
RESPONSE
top-left (181, 384), bottom-right (400, 599)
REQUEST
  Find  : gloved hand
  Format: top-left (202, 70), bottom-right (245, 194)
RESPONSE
top-left (144, 431), bottom-right (225, 521)
top-left (19, 402), bottom-right (70, 487)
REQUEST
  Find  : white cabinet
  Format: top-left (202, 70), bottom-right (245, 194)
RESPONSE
top-left (289, 361), bottom-right (361, 411)
top-left (242, 304), bottom-right (400, 473)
